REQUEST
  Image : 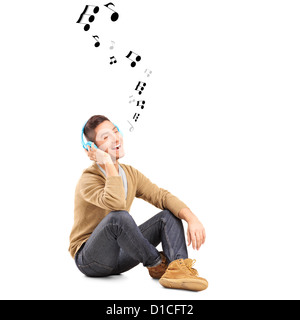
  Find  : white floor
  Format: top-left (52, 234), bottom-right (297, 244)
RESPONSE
top-left (1, 240), bottom-right (300, 300)
top-left (0, 245), bottom-right (211, 300)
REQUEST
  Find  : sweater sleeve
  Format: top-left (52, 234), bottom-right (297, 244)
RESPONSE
top-left (135, 169), bottom-right (188, 218)
top-left (79, 173), bottom-right (126, 211)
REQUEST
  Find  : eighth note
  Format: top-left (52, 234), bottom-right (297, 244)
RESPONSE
top-left (137, 100), bottom-right (145, 109)
top-left (127, 120), bottom-right (134, 132)
top-left (109, 56), bottom-right (117, 65)
top-left (104, 2), bottom-right (119, 22)
top-left (76, 5), bottom-right (99, 31)
top-left (135, 81), bottom-right (146, 95)
top-left (93, 35), bottom-right (100, 47)
top-left (126, 51), bottom-right (141, 68)
top-left (133, 113), bottom-right (140, 122)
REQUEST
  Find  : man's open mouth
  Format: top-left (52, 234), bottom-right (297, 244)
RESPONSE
top-left (112, 144), bottom-right (121, 150)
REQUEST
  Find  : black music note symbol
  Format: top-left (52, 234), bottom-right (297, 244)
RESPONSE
top-left (93, 35), bottom-right (100, 47)
top-left (126, 51), bottom-right (141, 68)
top-left (76, 5), bottom-right (99, 31)
top-left (135, 81), bottom-right (146, 95)
top-left (137, 101), bottom-right (145, 109)
top-left (109, 56), bottom-right (117, 65)
top-left (133, 113), bottom-right (140, 122)
top-left (104, 2), bottom-right (119, 22)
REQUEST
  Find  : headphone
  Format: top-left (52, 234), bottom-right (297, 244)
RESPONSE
top-left (81, 121), bottom-right (123, 151)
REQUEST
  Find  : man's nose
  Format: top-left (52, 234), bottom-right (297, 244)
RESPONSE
top-left (109, 132), bottom-right (118, 143)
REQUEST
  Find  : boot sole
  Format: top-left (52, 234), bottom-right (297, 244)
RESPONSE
top-left (159, 278), bottom-right (208, 292)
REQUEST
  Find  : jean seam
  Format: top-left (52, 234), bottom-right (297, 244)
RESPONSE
top-left (112, 223), bottom-right (143, 273)
top-left (77, 261), bottom-right (114, 271)
top-left (161, 217), bottom-right (174, 261)
top-left (139, 219), bottom-right (162, 234)
top-left (139, 209), bottom-right (172, 233)
top-left (118, 225), bottom-right (146, 262)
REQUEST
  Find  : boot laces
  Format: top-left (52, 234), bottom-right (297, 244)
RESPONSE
top-left (184, 259), bottom-right (199, 277)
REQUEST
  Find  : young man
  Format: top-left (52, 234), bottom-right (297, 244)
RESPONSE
top-left (69, 115), bottom-right (208, 291)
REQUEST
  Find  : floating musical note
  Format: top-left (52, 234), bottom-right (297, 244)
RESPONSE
top-left (129, 96), bottom-right (136, 104)
top-left (126, 51), bottom-right (141, 68)
top-left (76, 5), bottom-right (99, 31)
top-left (104, 2), bottom-right (119, 22)
top-left (133, 113), bottom-right (140, 122)
top-left (135, 81), bottom-right (146, 95)
top-left (137, 100), bottom-right (145, 109)
top-left (93, 35), bottom-right (100, 47)
top-left (109, 56), bottom-right (117, 65)
top-left (109, 41), bottom-right (115, 50)
top-left (127, 120), bottom-right (134, 132)
top-left (144, 69), bottom-right (152, 77)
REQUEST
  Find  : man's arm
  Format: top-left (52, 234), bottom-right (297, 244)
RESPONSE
top-left (135, 168), bottom-right (189, 219)
top-left (179, 207), bottom-right (206, 251)
top-left (81, 144), bottom-right (126, 210)
top-left (134, 168), bottom-right (206, 250)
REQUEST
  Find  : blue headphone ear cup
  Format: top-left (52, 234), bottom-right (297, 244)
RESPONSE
top-left (87, 141), bottom-right (98, 149)
top-left (114, 123), bottom-right (123, 137)
top-left (82, 121), bottom-right (98, 150)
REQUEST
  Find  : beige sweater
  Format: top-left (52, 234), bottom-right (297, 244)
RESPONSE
top-left (69, 162), bottom-right (188, 258)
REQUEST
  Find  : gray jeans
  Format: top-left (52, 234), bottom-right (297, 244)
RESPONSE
top-left (75, 209), bottom-right (188, 277)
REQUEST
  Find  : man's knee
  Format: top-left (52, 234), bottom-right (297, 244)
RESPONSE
top-left (106, 210), bottom-right (133, 225)
top-left (161, 209), bottom-right (175, 219)
top-left (160, 209), bottom-right (181, 223)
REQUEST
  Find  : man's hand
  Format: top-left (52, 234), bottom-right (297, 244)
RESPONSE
top-left (86, 143), bottom-right (113, 165)
top-left (179, 208), bottom-right (206, 250)
top-left (187, 216), bottom-right (206, 250)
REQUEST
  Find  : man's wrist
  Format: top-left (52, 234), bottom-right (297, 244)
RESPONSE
top-left (102, 156), bottom-right (113, 165)
top-left (179, 207), bottom-right (196, 222)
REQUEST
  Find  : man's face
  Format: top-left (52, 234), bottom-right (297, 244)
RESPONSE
top-left (94, 121), bottom-right (125, 161)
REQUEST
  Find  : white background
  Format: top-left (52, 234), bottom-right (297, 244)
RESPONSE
top-left (0, 0), bottom-right (300, 300)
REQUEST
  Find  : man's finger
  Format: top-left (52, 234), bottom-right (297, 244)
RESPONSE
top-left (202, 229), bottom-right (206, 244)
top-left (187, 231), bottom-right (190, 246)
top-left (191, 234), bottom-right (196, 250)
top-left (196, 233), bottom-right (202, 250)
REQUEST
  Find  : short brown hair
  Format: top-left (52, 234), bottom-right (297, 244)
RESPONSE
top-left (84, 115), bottom-right (110, 143)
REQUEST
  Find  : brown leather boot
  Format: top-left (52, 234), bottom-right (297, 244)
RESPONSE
top-left (159, 258), bottom-right (208, 291)
top-left (147, 252), bottom-right (168, 279)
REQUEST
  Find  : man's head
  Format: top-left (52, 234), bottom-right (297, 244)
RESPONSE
top-left (84, 115), bottom-right (125, 161)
